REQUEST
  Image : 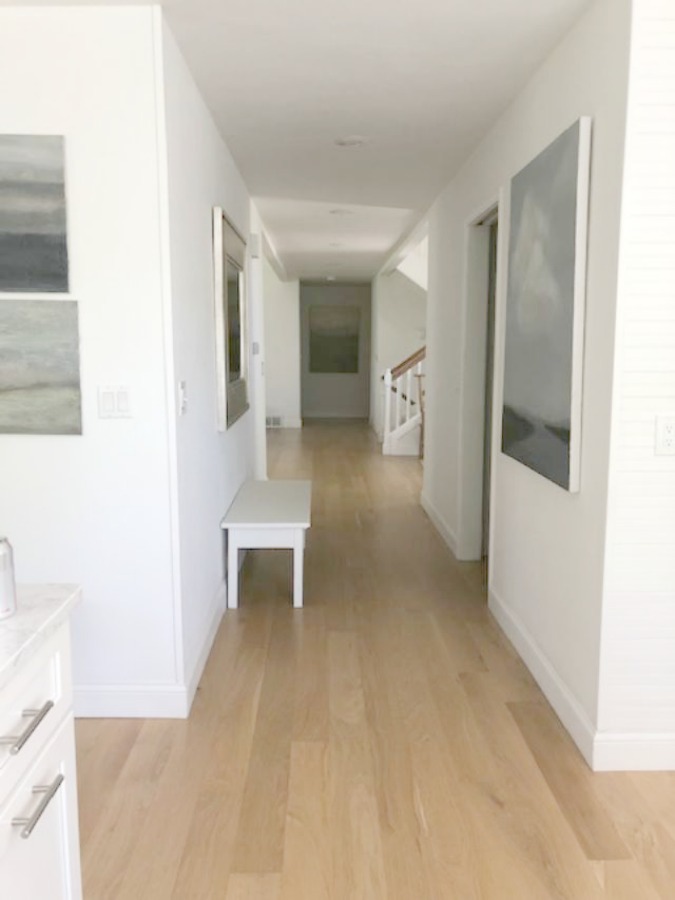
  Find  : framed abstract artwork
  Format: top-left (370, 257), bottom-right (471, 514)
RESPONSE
top-left (501, 118), bottom-right (592, 492)
top-left (0, 299), bottom-right (81, 434)
top-left (0, 135), bottom-right (69, 294)
top-left (309, 304), bottom-right (360, 373)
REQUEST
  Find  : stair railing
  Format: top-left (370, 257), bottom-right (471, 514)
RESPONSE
top-left (382, 347), bottom-right (426, 455)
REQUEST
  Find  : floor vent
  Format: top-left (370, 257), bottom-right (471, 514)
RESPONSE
top-left (266, 416), bottom-right (282, 428)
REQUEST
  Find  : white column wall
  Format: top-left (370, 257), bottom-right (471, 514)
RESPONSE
top-left (0, 8), bottom-right (178, 712)
top-left (422, 0), bottom-right (632, 761)
top-left (159, 18), bottom-right (255, 701)
top-left (597, 0), bottom-right (675, 769)
top-left (263, 259), bottom-right (301, 428)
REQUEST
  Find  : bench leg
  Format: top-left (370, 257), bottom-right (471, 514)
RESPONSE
top-left (292, 530), bottom-right (305, 608)
top-left (228, 530), bottom-right (239, 609)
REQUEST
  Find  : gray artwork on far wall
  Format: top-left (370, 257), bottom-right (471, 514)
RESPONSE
top-left (309, 304), bottom-right (360, 373)
top-left (0, 300), bottom-right (82, 434)
top-left (502, 118), bottom-right (591, 492)
top-left (0, 135), bottom-right (69, 293)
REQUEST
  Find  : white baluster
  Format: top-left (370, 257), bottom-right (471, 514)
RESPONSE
top-left (395, 375), bottom-right (402, 430)
top-left (406, 369), bottom-right (413, 423)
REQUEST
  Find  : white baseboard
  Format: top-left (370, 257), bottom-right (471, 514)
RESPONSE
top-left (383, 427), bottom-right (421, 457)
top-left (593, 733), bottom-right (675, 771)
top-left (421, 492), bottom-right (458, 556)
top-left (490, 587), bottom-right (675, 771)
top-left (75, 585), bottom-right (226, 720)
top-left (266, 417), bottom-right (302, 429)
top-left (74, 683), bottom-right (190, 718)
top-left (488, 587), bottom-right (596, 767)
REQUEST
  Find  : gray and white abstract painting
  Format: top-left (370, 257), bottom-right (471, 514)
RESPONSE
top-left (502, 120), bottom-right (589, 491)
top-left (309, 305), bottom-right (360, 373)
top-left (0, 135), bottom-right (69, 293)
top-left (0, 300), bottom-right (82, 434)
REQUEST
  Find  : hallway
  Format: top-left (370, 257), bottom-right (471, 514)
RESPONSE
top-left (76, 423), bottom-right (675, 899)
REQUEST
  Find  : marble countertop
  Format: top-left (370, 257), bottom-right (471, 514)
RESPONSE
top-left (0, 584), bottom-right (81, 692)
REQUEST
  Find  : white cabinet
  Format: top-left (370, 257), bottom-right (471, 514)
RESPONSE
top-left (0, 589), bottom-right (82, 900)
top-left (1, 717), bottom-right (81, 898)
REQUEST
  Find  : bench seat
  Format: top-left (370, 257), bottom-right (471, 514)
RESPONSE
top-left (220, 479), bottom-right (312, 608)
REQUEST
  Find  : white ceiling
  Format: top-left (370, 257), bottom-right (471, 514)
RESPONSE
top-left (162, 0), bottom-right (593, 280)
top-left (5, 0), bottom-right (594, 280)
top-left (256, 198), bottom-right (417, 282)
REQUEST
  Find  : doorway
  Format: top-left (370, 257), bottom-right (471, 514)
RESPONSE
top-left (482, 218), bottom-right (498, 563)
top-left (300, 282), bottom-right (372, 419)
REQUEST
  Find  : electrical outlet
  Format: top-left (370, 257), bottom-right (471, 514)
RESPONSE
top-left (178, 381), bottom-right (188, 416)
top-left (655, 416), bottom-right (675, 455)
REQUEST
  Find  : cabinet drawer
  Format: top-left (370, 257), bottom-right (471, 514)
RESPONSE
top-left (0, 715), bottom-right (82, 899)
top-left (0, 627), bottom-right (72, 807)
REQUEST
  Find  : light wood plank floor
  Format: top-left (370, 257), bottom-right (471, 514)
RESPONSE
top-left (77, 421), bottom-right (675, 899)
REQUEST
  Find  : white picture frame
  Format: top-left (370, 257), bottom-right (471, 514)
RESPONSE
top-left (213, 207), bottom-right (248, 431)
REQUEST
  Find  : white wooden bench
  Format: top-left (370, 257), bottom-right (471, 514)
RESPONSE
top-left (220, 479), bottom-right (312, 609)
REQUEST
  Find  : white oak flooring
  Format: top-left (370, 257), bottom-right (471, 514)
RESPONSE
top-left (76, 421), bottom-right (675, 899)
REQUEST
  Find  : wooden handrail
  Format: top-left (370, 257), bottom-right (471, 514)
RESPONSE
top-left (390, 346), bottom-right (425, 380)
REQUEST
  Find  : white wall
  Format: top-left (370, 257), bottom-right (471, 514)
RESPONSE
top-left (0, 7), bottom-right (260, 718)
top-left (263, 258), bottom-right (301, 427)
top-left (249, 206), bottom-right (269, 478)
top-left (596, 0), bottom-right (675, 769)
top-left (370, 270), bottom-right (426, 438)
top-left (0, 8), bottom-right (178, 710)
top-left (159, 19), bottom-right (255, 699)
top-left (423, 0), bottom-right (632, 762)
top-left (395, 237), bottom-right (429, 291)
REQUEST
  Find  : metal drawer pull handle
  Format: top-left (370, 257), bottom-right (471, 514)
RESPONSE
top-left (12, 774), bottom-right (65, 839)
top-left (0, 701), bottom-right (54, 755)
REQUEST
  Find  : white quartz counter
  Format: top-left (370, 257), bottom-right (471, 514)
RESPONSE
top-left (0, 584), bottom-right (81, 692)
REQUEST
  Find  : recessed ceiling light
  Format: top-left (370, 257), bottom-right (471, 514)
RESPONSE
top-left (334, 135), bottom-right (368, 148)
top-left (326, 275), bottom-right (336, 282)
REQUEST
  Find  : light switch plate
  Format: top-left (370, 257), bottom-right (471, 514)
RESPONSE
top-left (98, 386), bottom-right (131, 419)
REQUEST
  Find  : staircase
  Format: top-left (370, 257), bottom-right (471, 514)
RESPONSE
top-left (382, 347), bottom-right (426, 457)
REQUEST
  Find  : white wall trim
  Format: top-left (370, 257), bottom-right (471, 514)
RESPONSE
top-left (489, 586), bottom-right (596, 767)
top-left (75, 584), bottom-right (226, 720)
top-left (248, 212), bottom-right (269, 481)
top-left (490, 586), bottom-right (675, 772)
top-left (74, 684), bottom-right (190, 719)
top-left (378, 216), bottom-right (430, 277)
top-left (421, 491), bottom-right (458, 556)
top-left (261, 229), bottom-right (288, 281)
top-left (184, 582), bottom-right (226, 711)
top-left (456, 219), bottom-right (490, 561)
top-left (593, 734), bottom-right (675, 772)
top-left (150, 7), bottom-right (184, 685)
top-left (282, 418), bottom-right (303, 429)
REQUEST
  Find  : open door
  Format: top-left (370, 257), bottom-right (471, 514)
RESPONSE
top-left (482, 218), bottom-right (498, 565)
